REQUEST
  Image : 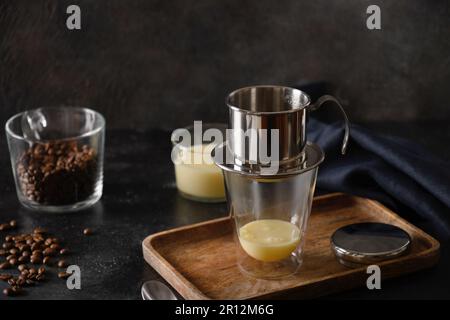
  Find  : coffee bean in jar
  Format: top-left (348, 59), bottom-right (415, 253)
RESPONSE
top-left (16, 141), bottom-right (98, 206)
top-left (6, 107), bottom-right (105, 211)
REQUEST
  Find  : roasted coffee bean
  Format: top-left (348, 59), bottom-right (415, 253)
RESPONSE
top-left (0, 274), bottom-right (12, 281)
top-left (18, 255), bottom-right (29, 263)
top-left (26, 238), bottom-right (33, 245)
top-left (0, 262), bottom-right (11, 270)
top-left (8, 278), bottom-right (16, 286)
top-left (50, 243), bottom-right (60, 250)
top-left (3, 288), bottom-right (13, 296)
top-left (38, 267), bottom-right (46, 274)
top-left (16, 277), bottom-right (26, 287)
top-left (26, 279), bottom-right (36, 286)
top-left (21, 269), bottom-right (29, 276)
top-left (33, 237), bottom-right (44, 244)
top-left (28, 268), bottom-right (37, 275)
top-left (33, 227), bottom-right (47, 234)
top-left (43, 248), bottom-right (55, 256)
top-left (17, 142), bottom-right (98, 205)
top-left (18, 244), bottom-right (30, 252)
top-left (30, 255), bottom-right (41, 264)
top-left (30, 243), bottom-right (40, 251)
top-left (8, 258), bottom-right (18, 266)
top-left (9, 248), bottom-right (19, 255)
top-left (36, 274), bottom-right (45, 281)
top-left (11, 286), bottom-right (22, 295)
top-left (9, 220), bottom-right (17, 228)
top-left (59, 248), bottom-right (69, 255)
top-left (43, 256), bottom-right (51, 265)
top-left (0, 223), bottom-right (10, 231)
top-left (5, 235), bottom-right (13, 242)
top-left (32, 249), bottom-right (42, 256)
top-left (57, 260), bottom-right (67, 268)
top-left (83, 228), bottom-right (93, 236)
top-left (58, 271), bottom-right (70, 279)
top-left (18, 264), bottom-right (27, 272)
top-left (6, 254), bottom-right (16, 261)
top-left (2, 242), bottom-right (13, 250)
top-left (28, 274), bottom-right (37, 281)
top-left (45, 238), bottom-right (53, 246)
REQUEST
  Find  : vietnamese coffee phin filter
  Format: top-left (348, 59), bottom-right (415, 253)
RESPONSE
top-left (214, 85), bottom-right (350, 279)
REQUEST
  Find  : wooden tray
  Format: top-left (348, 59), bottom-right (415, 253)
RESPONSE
top-left (142, 193), bottom-right (440, 299)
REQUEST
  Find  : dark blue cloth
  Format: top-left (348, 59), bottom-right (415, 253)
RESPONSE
top-left (307, 117), bottom-right (450, 240)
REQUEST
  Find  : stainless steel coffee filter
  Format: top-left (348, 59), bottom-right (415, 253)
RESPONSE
top-left (226, 85), bottom-right (350, 169)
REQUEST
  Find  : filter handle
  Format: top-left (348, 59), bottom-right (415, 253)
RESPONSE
top-left (309, 95), bottom-right (350, 154)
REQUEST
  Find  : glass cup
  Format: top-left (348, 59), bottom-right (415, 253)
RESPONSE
top-left (171, 123), bottom-right (227, 203)
top-left (216, 143), bottom-right (323, 279)
top-left (5, 107), bottom-right (105, 212)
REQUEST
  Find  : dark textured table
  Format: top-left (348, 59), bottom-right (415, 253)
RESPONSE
top-left (0, 124), bottom-right (449, 300)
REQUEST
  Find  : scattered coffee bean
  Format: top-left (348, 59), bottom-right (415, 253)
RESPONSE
top-left (36, 274), bottom-right (45, 281)
top-left (83, 228), bottom-right (93, 236)
top-left (11, 286), bottom-right (22, 295)
top-left (3, 288), bottom-right (13, 296)
top-left (0, 274), bottom-right (12, 281)
top-left (43, 256), bottom-right (51, 265)
top-left (30, 255), bottom-right (41, 264)
top-left (33, 227), bottom-right (47, 234)
top-left (18, 244), bottom-right (30, 252)
top-left (18, 264), bottom-right (27, 272)
top-left (16, 277), bottom-right (26, 287)
top-left (26, 279), bottom-right (36, 286)
top-left (57, 260), bottom-right (67, 268)
top-left (2, 242), bottom-right (13, 250)
top-left (9, 220), bottom-right (17, 228)
top-left (18, 255), bottom-right (28, 263)
top-left (43, 248), bottom-right (56, 256)
top-left (0, 219), bottom-right (79, 297)
top-left (58, 271), bottom-right (70, 279)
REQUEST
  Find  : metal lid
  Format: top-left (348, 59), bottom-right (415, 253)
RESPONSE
top-left (331, 223), bottom-right (411, 268)
top-left (213, 141), bottom-right (324, 178)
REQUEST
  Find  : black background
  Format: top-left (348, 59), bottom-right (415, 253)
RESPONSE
top-left (1, 0), bottom-right (449, 129)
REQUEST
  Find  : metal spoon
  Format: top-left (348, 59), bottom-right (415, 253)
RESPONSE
top-left (141, 280), bottom-right (178, 300)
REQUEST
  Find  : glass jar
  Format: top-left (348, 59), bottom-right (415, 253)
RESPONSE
top-left (5, 107), bottom-right (105, 212)
top-left (171, 123), bottom-right (227, 203)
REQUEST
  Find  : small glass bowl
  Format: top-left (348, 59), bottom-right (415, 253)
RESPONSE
top-left (5, 107), bottom-right (105, 212)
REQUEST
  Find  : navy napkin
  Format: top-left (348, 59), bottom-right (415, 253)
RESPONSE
top-left (303, 98), bottom-right (450, 240)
